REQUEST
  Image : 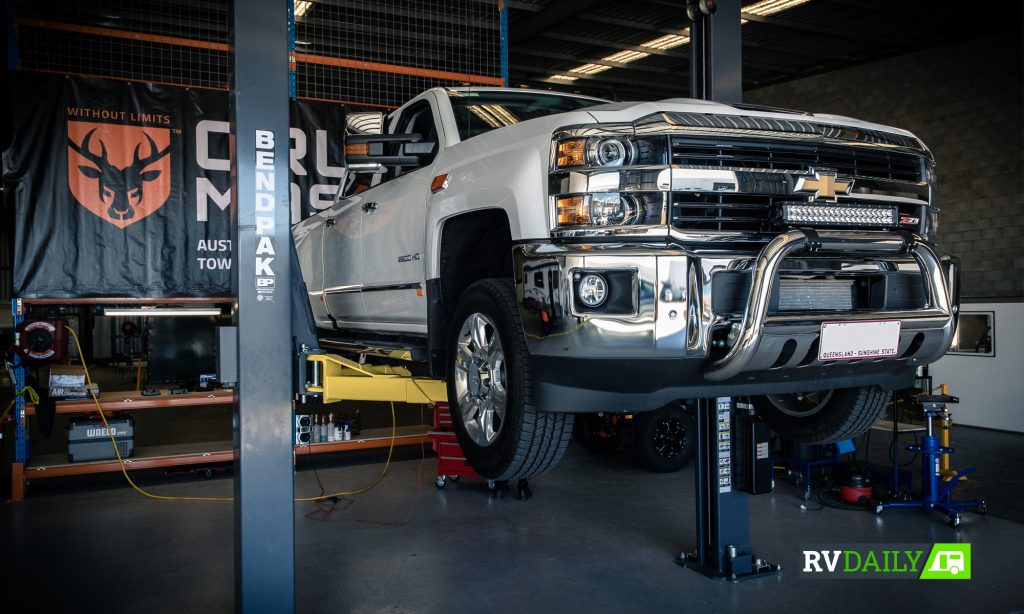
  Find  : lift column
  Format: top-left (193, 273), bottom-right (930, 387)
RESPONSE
top-left (682, 397), bottom-right (780, 580)
top-left (230, 0), bottom-right (295, 611)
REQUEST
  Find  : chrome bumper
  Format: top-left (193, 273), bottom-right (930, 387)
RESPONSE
top-left (513, 230), bottom-right (957, 385)
top-left (704, 230), bottom-right (954, 381)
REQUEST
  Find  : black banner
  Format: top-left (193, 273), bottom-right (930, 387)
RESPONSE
top-left (2, 73), bottom-right (346, 298)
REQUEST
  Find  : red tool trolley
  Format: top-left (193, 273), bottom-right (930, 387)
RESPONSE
top-left (428, 402), bottom-right (480, 488)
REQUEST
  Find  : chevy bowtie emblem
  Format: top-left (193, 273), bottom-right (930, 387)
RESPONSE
top-left (793, 170), bottom-right (853, 202)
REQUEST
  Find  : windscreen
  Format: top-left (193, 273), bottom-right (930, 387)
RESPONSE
top-left (447, 90), bottom-right (606, 141)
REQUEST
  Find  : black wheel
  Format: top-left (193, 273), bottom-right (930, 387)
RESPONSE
top-left (753, 386), bottom-right (890, 444)
top-left (447, 279), bottom-right (573, 481)
top-left (634, 404), bottom-right (695, 473)
top-left (572, 414), bottom-right (623, 453)
top-left (434, 475), bottom-right (447, 489)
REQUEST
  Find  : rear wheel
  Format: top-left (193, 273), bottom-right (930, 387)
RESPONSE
top-left (447, 279), bottom-right (573, 481)
top-left (572, 414), bottom-right (624, 454)
top-left (753, 386), bottom-right (890, 444)
top-left (634, 404), bottom-right (695, 473)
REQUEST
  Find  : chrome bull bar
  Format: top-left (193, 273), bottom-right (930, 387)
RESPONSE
top-left (704, 229), bottom-right (956, 382)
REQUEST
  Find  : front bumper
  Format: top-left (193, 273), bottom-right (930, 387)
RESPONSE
top-left (513, 230), bottom-right (958, 412)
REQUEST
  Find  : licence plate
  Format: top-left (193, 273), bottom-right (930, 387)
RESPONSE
top-left (819, 320), bottom-right (901, 361)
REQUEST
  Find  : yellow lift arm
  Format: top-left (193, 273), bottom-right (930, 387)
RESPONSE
top-left (304, 353), bottom-right (448, 405)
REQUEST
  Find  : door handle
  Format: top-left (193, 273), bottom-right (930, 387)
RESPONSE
top-left (361, 202), bottom-right (378, 213)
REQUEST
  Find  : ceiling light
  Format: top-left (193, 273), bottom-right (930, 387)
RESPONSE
top-left (603, 49), bottom-right (650, 63)
top-left (294, 0), bottom-right (312, 18)
top-left (641, 32), bottom-right (691, 50)
top-left (103, 307), bottom-right (223, 317)
top-left (570, 63), bottom-right (611, 75)
top-left (743, 0), bottom-right (812, 17)
top-left (543, 0), bottom-right (812, 84)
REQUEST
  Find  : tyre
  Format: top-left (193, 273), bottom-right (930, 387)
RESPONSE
top-left (447, 279), bottom-right (573, 481)
top-left (634, 404), bottom-right (695, 473)
top-left (753, 386), bottom-right (890, 444)
top-left (572, 414), bottom-right (623, 454)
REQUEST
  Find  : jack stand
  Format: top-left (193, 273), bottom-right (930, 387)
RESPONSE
top-left (679, 397), bottom-right (782, 581)
top-left (936, 384), bottom-right (964, 482)
top-left (881, 394), bottom-right (987, 527)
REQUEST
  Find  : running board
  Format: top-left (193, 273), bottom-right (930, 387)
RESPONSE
top-left (317, 337), bottom-right (427, 363)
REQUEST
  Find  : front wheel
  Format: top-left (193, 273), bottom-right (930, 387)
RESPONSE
top-left (447, 279), bottom-right (573, 481)
top-left (753, 386), bottom-right (890, 444)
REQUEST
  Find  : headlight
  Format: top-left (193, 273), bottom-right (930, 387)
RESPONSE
top-left (556, 193), bottom-right (657, 227)
top-left (554, 136), bottom-right (667, 169)
top-left (590, 138), bottom-right (631, 167)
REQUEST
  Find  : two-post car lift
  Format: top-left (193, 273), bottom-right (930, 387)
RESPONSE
top-left (229, 1), bottom-right (776, 608)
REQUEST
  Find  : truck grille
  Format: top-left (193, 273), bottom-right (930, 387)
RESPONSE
top-left (671, 137), bottom-right (923, 182)
top-left (670, 194), bottom-right (907, 233)
top-left (669, 137), bottom-right (925, 233)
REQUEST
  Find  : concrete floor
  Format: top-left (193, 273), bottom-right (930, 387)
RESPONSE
top-left (6, 426), bottom-right (1023, 613)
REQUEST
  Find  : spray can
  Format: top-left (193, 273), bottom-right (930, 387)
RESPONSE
top-left (343, 419), bottom-right (351, 441)
top-left (319, 415), bottom-right (327, 442)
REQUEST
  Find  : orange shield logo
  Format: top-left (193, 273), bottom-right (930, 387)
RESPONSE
top-left (67, 121), bottom-right (172, 228)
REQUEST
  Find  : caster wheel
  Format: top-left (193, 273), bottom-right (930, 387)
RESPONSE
top-left (949, 513), bottom-right (961, 528)
top-left (492, 481), bottom-right (509, 500)
top-left (434, 475), bottom-right (447, 489)
top-left (977, 500), bottom-right (987, 515)
top-left (448, 475), bottom-right (460, 483)
top-left (487, 479), bottom-right (496, 490)
top-left (203, 469), bottom-right (214, 479)
top-left (516, 478), bottom-right (532, 501)
top-left (873, 503), bottom-right (883, 515)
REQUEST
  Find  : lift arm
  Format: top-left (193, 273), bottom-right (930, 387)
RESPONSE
top-left (305, 353), bottom-right (448, 405)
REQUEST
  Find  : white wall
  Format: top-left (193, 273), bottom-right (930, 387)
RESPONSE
top-left (929, 302), bottom-right (1024, 432)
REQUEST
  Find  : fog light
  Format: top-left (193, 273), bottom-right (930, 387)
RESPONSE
top-left (577, 273), bottom-right (608, 307)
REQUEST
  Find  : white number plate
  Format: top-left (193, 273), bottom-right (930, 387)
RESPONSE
top-left (819, 320), bottom-right (901, 361)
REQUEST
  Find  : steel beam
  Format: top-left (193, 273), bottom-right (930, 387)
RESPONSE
top-left (689, 0), bottom-right (742, 103)
top-left (229, 0), bottom-right (295, 612)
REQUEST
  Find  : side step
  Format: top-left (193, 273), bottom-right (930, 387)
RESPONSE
top-left (318, 337), bottom-right (427, 363)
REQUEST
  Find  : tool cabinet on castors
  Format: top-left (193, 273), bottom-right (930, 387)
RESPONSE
top-left (428, 403), bottom-right (480, 489)
top-left (67, 415), bottom-right (135, 462)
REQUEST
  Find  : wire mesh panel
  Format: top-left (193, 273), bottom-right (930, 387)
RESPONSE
top-left (13, 0), bottom-right (503, 108)
top-left (295, 0), bottom-right (502, 107)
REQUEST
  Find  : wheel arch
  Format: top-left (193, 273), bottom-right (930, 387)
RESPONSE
top-left (427, 208), bottom-right (515, 378)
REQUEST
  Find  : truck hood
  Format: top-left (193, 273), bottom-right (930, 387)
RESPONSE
top-left (579, 98), bottom-right (921, 145)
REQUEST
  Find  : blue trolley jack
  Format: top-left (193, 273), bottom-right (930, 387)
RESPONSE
top-left (881, 394), bottom-right (987, 527)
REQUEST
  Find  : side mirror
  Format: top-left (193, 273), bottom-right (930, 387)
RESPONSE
top-left (344, 133), bottom-right (436, 174)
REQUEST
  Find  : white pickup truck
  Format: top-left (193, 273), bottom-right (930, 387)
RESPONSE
top-left (293, 87), bottom-right (958, 481)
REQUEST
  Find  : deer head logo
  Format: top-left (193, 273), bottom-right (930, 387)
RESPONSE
top-left (67, 121), bottom-right (173, 228)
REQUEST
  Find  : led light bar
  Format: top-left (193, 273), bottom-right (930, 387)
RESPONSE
top-left (782, 204), bottom-right (897, 227)
top-left (103, 307), bottom-right (223, 317)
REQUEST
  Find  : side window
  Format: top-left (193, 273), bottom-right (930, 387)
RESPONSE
top-left (391, 100), bottom-right (439, 177)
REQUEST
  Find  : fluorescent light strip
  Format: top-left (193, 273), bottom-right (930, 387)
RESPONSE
top-left (103, 308), bottom-right (223, 317)
top-left (545, 0), bottom-right (812, 82)
top-left (743, 0), bottom-right (812, 17)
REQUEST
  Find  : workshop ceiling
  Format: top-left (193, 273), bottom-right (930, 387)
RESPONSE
top-left (508, 0), bottom-right (1022, 100)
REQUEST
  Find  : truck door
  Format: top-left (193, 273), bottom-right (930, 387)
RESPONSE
top-left (360, 99), bottom-right (442, 328)
top-left (320, 191), bottom-right (371, 326)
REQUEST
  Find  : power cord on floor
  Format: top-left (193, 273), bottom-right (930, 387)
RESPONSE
top-left (65, 325), bottom-right (398, 503)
